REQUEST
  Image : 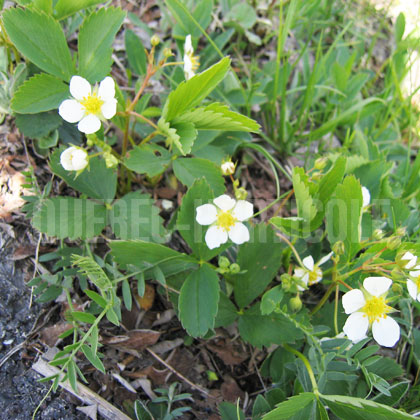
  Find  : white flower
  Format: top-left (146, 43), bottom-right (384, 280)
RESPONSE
top-left (407, 264), bottom-right (420, 302)
top-left (60, 147), bottom-right (88, 171)
top-left (294, 252), bottom-right (333, 290)
top-left (195, 194), bottom-right (253, 249)
top-left (342, 276), bottom-right (400, 347)
top-left (183, 35), bottom-right (199, 80)
top-left (400, 251), bottom-right (417, 270)
top-left (221, 161), bottom-right (235, 176)
top-left (362, 186), bottom-right (370, 208)
top-left (58, 76), bottom-right (117, 134)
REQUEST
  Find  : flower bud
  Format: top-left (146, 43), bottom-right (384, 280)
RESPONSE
top-left (230, 263), bottom-right (240, 274)
top-left (235, 187), bottom-right (248, 200)
top-left (221, 160), bottom-right (235, 176)
top-left (281, 273), bottom-right (292, 291)
top-left (387, 236), bottom-right (401, 250)
top-left (391, 282), bottom-right (403, 294)
top-left (60, 147), bottom-right (88, 171)
top-left (151, 34), bottom-right (160, 46)
top-left (396, 251), bottom-right (417, 270)
top-left (332, 241), bottom-right (345, 256)
top-left (289, 295), bottom-right (302, 312)
top-left (396, 227), bottom-right (406, 237)
top-left (218, 256), bottom-right (230, 269)
top-left (314, 157), bottom-right (327, 170)
top-left (373, 229), bottom-right (385, 240)
top-left (104, 152), bottom-right (118, 168)
top-left (311, 171), bottom-right (322, 181)
top-left (163, 47), bottom-right (173, 58)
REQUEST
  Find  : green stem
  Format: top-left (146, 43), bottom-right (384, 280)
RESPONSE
top-left (283, 343), bottom-right (319, 394)
top-left (310, 283), bottom-right (335, 316)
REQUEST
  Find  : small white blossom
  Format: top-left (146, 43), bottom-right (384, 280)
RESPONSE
top-left (407, 264), bottom-right (420, 302)
top-left (60, 147), bottom-right (88, 171)
top-left (59, 76), bottom-right (117, 134)
top-left (196, 194), bottom-right (253, 249)
top-left (342, 276), bottom-right (400, 347)
top-left (294, 252), bottom-right (333, 290)
top-left (400, 251), bottom-right (417, 270)
top-left (183, 35), bottom-right (199, 80)
top-left (362, 186), bottom-right (370, 208)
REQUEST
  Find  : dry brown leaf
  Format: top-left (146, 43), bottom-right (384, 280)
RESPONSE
top-left (206, 338), bottom-right (248, 366)
top-left (220, 375), bottom-right (245, 403)
top-left (102, 329), bottom-right (160, 351)
top-left (39, 322), bottom-right (73, 347)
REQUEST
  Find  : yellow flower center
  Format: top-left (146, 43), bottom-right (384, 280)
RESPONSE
top-left (187, 53), bottom-right (200, 71)
top-left (80, 93), bottom-right (103, 115)
top-left (308, 267), bottom-right (321, 285)
top-left (362, 296), bottom-right (391, 323)
top-left (217, 211), bottom-right (236, 231)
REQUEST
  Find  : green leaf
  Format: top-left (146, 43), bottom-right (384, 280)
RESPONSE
top-left (252, 394), bottom-right (271, 419)
top-left (33, 0), bottom-right (53, 15)
top-left (162, 57), bottom-right (231, 121)
top-left (81, 344), bottom-right (105, 373)
top-left (106, 307), bottom-right (120, 326)
top-left (372, 381), bottom-right (410, 407)
top-left (214, 292), bottom-right (238, 328)
top-left (109, 191), bottom-right (167, 243)
top-left (293, 168), bottom-right (317, 223)
top-left (238, 304), bottom-right (304, 347)
top-left (172, 121), bottom-right (197, 155)
top-left (78, 7), bottom-right (126, 83)
top-left (54, 0), bottom-right (104, 20)
top-left (262, 393), bottom-right (316, 419)
top-left (177, 178), bottom-right (222, 261)
top-left (326, 175), bottom-right (363, 261)
top-left (72, 311), bottom-right (96, 324)
top-left (395, 12), bottom-right (405, 43)
top-left (32, 197), bottom-right (107, 240)
top-left (261, 286), bottom-right (284, 316)
top-left (3, 7), bottom-right (74, 80)
top-left (15, 111), bottom-right (62, 139)
top-left (172, 103), bottom-right (260, 132)
top-left (124, 144), bottom-right (171, 177)
top-left (122, 279), bottom-right (132, 311)
top-left (233, 224), bottom-right (284, 308)
top-left (110, 240), bottom-right (198, 279)
top-left (320, 394), bottom-right (416, 420)
top-left (178, 265), bottom-right (220, 337)
top-left (84, 289), bottom-right (107, 308)
top-left (225, 1), bottom-right (257, 30)
top-left (219, 401), bottom-right (245, 420)
top-left (67, 360), bottom-right (78, 392)
top-left (125, 29), bottom-right (147, 75)
top-left (11, 73), bottom-right (69, 114)
top-left (50, 149), bottom-right (117, 201)
top-left (311, 156), bottom-right (347, 229)
top-left (173, 157), bottom-right (225, 196)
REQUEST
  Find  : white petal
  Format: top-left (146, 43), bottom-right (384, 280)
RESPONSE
top-left (342, 289), bottom-right (366, 314)
top-left (403, 253), bottom-right (417, 269)
top-left (213, 195), bottom-right (236, 211)
top-left (363, 276), bottom-right (392, 297)
top-left (302, 255), bottom-right (314, 271)
top-left (60, 147), bottom-right (77, 171)
top-left (232, 200), bottom-right (253, 221)
top-left (58, 99), bottom-right (84, 123)
top-left (407, 279), bottom-right (418, 301)
top-left (228, 222), bottom-right (250, 245)
top-left (362, 186), bottom-right (370, 207)
top-left (70, 149), bottom-right (88, 171)
top-left (294, 268), bottom-right (306, 279)
top-left (372, 316), bottom-right (400, 347)
top-left (409, 270), bottom-right (420, 278)
top-left (195, 204), bottom-right (217, 225)
top-left (184, 34), bottom-right (193, 54)
top-left (98, 76), bottom-right (115, 101)
top-left (69, 75), bottom-right (91, 100)
top-left (205, 225), bottom-right (228, 250)
top-left (343, 312), bottom-right (369, 343)
top-left (78, 114), bottom-right (101, 134)
top-left (318, 251), bottom-right (333, 266)
top-left (101, 98), bottom-right (117, 119)
top-left (311, 268), bottom-right (322, 284)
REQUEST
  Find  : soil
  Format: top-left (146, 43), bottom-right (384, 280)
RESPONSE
top-left (0, 225), bottom-right (87, 420)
